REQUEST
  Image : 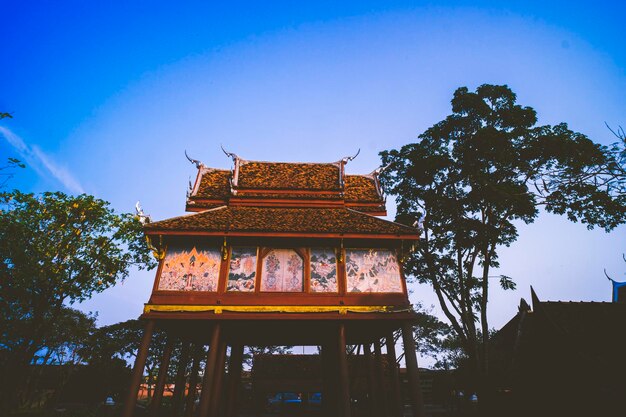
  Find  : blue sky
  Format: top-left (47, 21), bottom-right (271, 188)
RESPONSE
top-left (2, 1), bottom-right (625, 333)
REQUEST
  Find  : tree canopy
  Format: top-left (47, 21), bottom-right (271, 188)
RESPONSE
top-left (379, 84), bottom-right (626, 387)
top-left (0, 190), bottom-right (155, 411)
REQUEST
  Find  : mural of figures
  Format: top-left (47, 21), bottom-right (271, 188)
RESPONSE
top-left (260, 249), bottom-right (304, 292)
top-left (158, 245), bottom-right (221, 291)
top-left (310, 248), bottom-right (338, 292)
top-left (227, 247), bottom-right (258, 292)
top-left (345, 249), bottom-right (402, 293)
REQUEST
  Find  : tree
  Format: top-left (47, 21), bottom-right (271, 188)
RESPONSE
top-left (0, 191), bottom-right (155, 412)
top-left (82, 319), bottom-right (170, 400)
top-left (0, 112), bottom-right (25, 188)
top-left (25, 307), bottom-right (97, 407)
top-left (603, 123), bottom-right (626, 196)
top-left (379, 84), bottom-right (626, 394)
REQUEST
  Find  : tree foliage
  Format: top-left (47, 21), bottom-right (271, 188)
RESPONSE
top-left (81, 319), bottom-right (169, 399)
top-left (0, 191), bottom-right (155, 411)
top-left (379, 84), bottom-right (626, 384)
top-left (0, 112), bottom-right (25, 188)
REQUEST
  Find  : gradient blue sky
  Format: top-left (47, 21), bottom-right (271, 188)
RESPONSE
top-left (2, 1), bottom-right (625, 335)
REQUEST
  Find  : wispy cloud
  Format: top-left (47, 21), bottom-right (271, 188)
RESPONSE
top-left (0, 126), bottom-right (85, 194)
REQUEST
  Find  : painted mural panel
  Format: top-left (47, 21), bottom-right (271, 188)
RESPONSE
top-left (227, 247), bottom-right (257, 292)
top-left (310, 248), bottom-right (338, 292)
top-left (158, 245), bottom-right (221, 291)
top-left (260, 249), bottom-right (304, 292)
top-left (345, 249), bottom-right (402, 293)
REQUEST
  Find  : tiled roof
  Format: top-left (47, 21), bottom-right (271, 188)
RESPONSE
top-left (236, 161), bottom-right (342, 191)
top-left (185, 159), bottom-right (386, 215)
top-left (234, 191), bottom-right (342, 200)
top-left (347, 205), bottom-right (387, 213)
top-left (145, 206), bottom-right (418, 236)
top-left (192, 169), bottom-right (231, 199)
top-left (344, 175), bottom-right (382, 203)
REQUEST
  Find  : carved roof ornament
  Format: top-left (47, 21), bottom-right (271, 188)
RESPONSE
top-left (135, 201), bottom-right (151, 224)
top-left (220, 144), bottom-right (238, 162)
top-left (340, 148), bottom-right (360, 164)
top-left (371, 163), bottom-right (391, 177)
top-left (184, 150), bottom-right (205, 169)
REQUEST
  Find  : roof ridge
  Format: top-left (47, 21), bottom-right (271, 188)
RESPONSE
top-left (148, 205), bottom-right (228, 226)
top-left (239, 158), bottom-right (343, 167)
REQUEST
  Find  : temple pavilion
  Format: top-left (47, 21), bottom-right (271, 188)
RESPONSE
top-left (122, 152), bottom-right (424, 417)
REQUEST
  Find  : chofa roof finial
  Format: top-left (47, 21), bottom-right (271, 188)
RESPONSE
top-left (184, 150), bottom-right (205, 169)
top-left (372, 163), bottom-right (391, 176)
top-left (220, 144), bottom-right (238, 162)
top-left (135, 201), bottom-right (151, 224)
top-left (341, 148), bottom-right (360, 164)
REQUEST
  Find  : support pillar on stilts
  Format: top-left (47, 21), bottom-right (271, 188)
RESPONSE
top-left (224, 343), bottom-right (244, 417)
top-left (197, 323), bottom-right (221, 417)
top-left (208, 340), bottom-right (228, 416)
top-left (171, 341), bottom-right (190, 417)
top-left (385, 331), bottom-right (403, 417)
top-left (321, 343), bottom-right (336, 415)
top-left (402, 322), bottom-right (424, 417)
top-left (184, 344), bottom-right (203, 417)
top-left (337, 323), bottom-right (351, 417)
top-left (121, 320), bottom-right (155, 417)
top-left (373, 340), bottom-right (388, 417)
top-left (149, 337), bottom-right (174, 417)
top-left (364, 343), bottom-right (380, 417)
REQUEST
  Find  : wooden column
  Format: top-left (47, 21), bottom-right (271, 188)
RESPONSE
top-left (208, 340), bottom-right (228, 416)
top-left (184, 344), bottom-right (204, 417)
top-left (321, 343), bottom-right (335, 415)
top-left (385, 332), bottom-right (403, 417)
top-left (171, 341), bottom-right (191, 417)
top-left (337, 323), bottom-right (351, 417)
top-left (373, 340), bottom-right (388, 417)
top-left (402, 322), bottom-right (424, 417)
top-left (224, 343), bottom-right (244, 417)
top-left (197, 323), bottom-right (221, 417)
top-left (149, 338), bottom-right (175, 417)
top-left (121, 319), bottom-right (155, 417)
top-left (364, 343), bottom-right (380, 417)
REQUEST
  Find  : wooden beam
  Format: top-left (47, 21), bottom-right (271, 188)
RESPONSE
top-left (171, 341), bottom-right (190, 417)
top-left (121, 320), bottom-right (155, 417)
top-left (208, 340), bottom-right (228, 416)
top-left (149, 337), bottom-right (174, 417)
top-left (373, 340), bottom-right (388, 417)
top-left (184, 344), bottom-right (203, 417)
top-left (224, 343), bottom-right (244, 417)
top-left (197, 323), bottom-right (221, 417)
top-left (337, 323), bottom-right (351, 417)
top-left (401, 322), bottom-right (424, 417)
top-left (385, 331), bottom-right (403, 417)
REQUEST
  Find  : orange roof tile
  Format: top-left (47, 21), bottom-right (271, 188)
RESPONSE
top-left (192, 169), bottom-right (231, 200)
top-left (145, 206), bottom-right (417, 237)
top-left (344, 175), bottom-right (382, 203)
top-left (236, 161), bottom-right (342, 191)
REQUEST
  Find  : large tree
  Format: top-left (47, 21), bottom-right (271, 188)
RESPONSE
top-left (82, 319), bottom-right (169, 400)
top-left (379, 84), bottom-right (626, 392)
top-left (0, 190), bottom-right (155, 411)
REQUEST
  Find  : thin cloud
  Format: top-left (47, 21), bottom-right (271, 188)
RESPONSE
top-left (0, 126), bottom-right (85, 194)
